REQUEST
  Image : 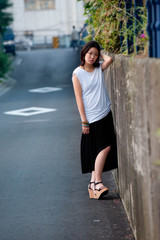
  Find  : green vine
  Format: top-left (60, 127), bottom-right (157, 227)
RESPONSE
top-left (79, 0), bottom-right (148, 55)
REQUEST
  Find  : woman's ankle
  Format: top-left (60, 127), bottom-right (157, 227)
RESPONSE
top-left (95, 179), bottom-right (102, 183)
top-left (89, 182), bottom-right (95, 191)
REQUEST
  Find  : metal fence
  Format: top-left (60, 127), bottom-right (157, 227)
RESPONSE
top-left (14, 34), bottom-right (73, 50)
top-left (124, 0), bottom-right (160, 58)
top-left (124, 0), bottom-right (143, 54)
top-left (146, 0), bottom-right (160, 58)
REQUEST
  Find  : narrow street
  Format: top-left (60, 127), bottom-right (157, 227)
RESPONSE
top-left (0, 49), bottom-right (134, 240)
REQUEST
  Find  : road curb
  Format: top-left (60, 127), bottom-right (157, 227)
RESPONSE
top-left (0, 77), bottom-right (17, 97)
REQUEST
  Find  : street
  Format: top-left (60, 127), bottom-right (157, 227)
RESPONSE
top-left (0, 49), bottom-right (134, 240)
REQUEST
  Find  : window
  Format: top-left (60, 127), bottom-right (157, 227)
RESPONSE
top-left (24, 0), bottom-right (55, 11)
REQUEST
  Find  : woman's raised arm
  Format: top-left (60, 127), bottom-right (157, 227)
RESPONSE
top-left (101, 53), bottom-right (113, 71)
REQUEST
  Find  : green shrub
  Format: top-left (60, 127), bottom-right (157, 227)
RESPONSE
top-left (0, 52), bottom-right (11, 78)
top-left (79, 0), bottom-right (148, 55)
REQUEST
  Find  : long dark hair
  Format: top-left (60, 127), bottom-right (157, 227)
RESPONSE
top-left (80, 41), bottom-right (100, 67)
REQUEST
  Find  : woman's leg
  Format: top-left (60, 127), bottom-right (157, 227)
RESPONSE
top-left (94, 146), bottom-right (111, 188)
top-left (89, 146), bottom-right (111, 190)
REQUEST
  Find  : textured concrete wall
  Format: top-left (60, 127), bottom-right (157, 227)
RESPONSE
top-left (105, 55), bottom-right (160, 240)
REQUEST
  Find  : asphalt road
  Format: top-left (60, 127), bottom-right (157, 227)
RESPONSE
top-left (0, 49), bottom-right (135, 240)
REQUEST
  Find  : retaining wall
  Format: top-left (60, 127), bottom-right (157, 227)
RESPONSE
top-left (105, 55), bottom-right (160, 240)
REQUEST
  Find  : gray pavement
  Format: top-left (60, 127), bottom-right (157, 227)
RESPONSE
top-left (0, 77), bottom-right (16, 97)
top-left (0, 49), bottom-right (135, 240)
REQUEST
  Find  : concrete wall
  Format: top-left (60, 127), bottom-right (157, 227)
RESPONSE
top-left (105, 55), bottom-right (160, 240)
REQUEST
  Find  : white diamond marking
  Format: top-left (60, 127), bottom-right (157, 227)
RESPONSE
top-left (29, 87), bottom-right (62, 93)
top-left (4, 107), bottom-right (57, 116)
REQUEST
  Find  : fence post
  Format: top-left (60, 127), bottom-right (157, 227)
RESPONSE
top-left (146, 0), bottom-right (160, 58)
top-left (119, 0), bottom-right (124, 52)
top-left (155, 0), bottom-right (160, 58)
top-left (134, 0), bottom-right (143, 53)
top-left (151, 0), bottom-right (157, 57)
top-left (125, 0), bottom-right (134, 54)
top-left (146, 0), bottom-right (153, 56)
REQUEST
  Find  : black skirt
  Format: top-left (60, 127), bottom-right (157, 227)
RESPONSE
top-left (81, 111), bottom-right (118, 174)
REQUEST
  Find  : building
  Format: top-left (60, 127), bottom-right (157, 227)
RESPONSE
top-left (9, 0), bottom-right (85, 48)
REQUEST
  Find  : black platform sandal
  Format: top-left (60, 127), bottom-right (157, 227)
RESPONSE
top-left (94, 182), bottom-right (109, 199)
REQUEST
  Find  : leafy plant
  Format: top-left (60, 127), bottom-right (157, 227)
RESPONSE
top-left (79, 0), bottom-right (148, 55)
top-left (0, 0), bottom-right (13, 35)
top-left (0, 0), bottom-right (13, 78)
top-left (0, 52), bottom-right (11, 78)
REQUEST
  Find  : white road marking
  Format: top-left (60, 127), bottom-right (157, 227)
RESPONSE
top-left (93, 220), bottom-right (100, 222)
top-left (4, 107), bottom-right (57, 116)
top-left (16, 58), bottom-right (22, 65)
top-left (29, 87), bottom-right (62, 93)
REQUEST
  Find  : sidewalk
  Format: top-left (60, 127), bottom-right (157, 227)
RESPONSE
top-left (72, 170), bottom-right (135, 240)
top-left (0, 76), bottom-right (16, 97)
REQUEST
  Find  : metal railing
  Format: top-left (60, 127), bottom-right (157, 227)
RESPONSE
top-left (123, 0), bottom-right (160, 58)
top-left (146, 0), bottom-right (160, 58)
top-left (124, 0), bottom-right (143, 54)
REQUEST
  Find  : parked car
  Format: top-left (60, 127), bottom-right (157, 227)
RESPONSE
top-left (3, 27), bottom-right (16, 56)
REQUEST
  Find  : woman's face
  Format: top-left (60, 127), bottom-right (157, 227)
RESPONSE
top-left (84, 47), bottom-right (99, 65)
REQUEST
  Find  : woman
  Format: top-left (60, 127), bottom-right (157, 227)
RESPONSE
top-left (72, 41), bottom-right (118, 199)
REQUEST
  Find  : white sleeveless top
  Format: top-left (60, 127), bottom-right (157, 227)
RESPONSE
top-left (72, 62), bottom-right (111, 124)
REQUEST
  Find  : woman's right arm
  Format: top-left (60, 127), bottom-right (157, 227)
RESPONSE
top-left (72, 73), bottom-right (89, 134)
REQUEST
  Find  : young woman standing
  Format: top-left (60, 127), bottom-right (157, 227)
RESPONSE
top-left (72, 41), bottom-right (118, 199)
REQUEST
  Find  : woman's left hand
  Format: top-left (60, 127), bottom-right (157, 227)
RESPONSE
top-left (82, 126), bottom-right (90, 134)
top-left (101, 53), bottom-right (113, 71)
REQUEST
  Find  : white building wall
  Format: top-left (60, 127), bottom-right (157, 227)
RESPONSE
top-left (9, 0), bottom-right (85, 46)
